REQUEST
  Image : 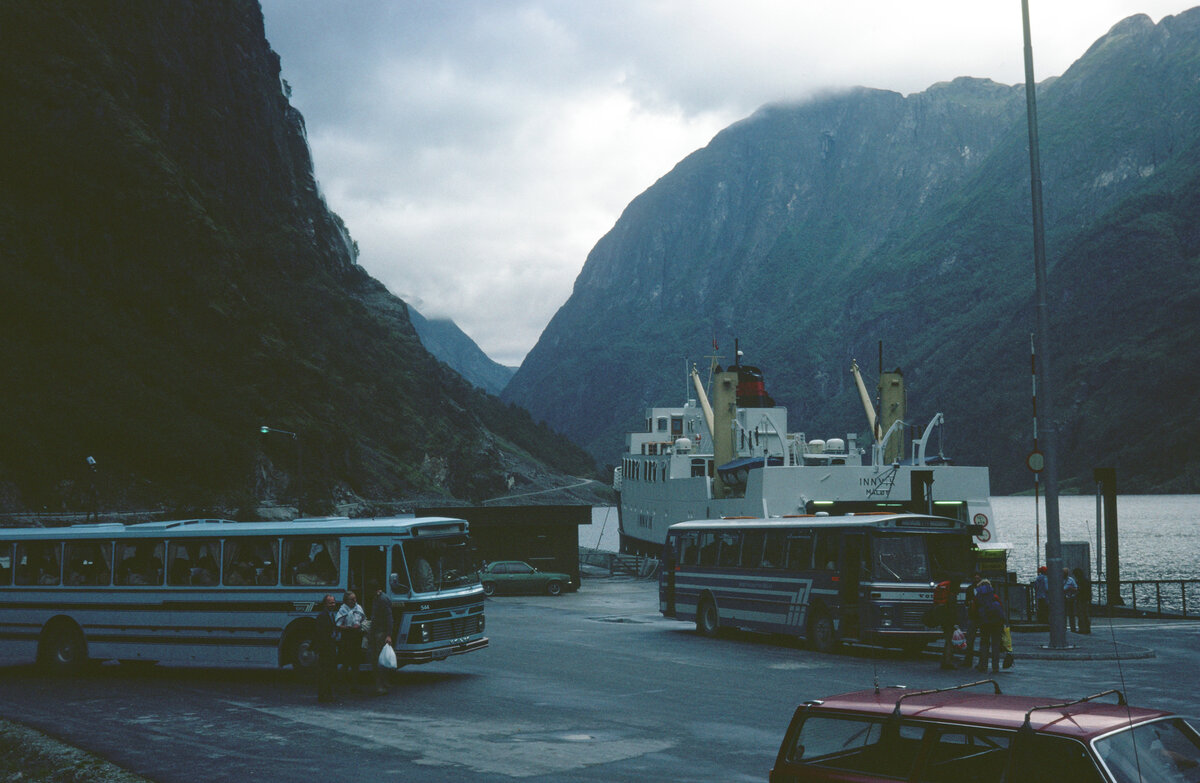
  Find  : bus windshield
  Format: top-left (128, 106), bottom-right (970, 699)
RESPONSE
top-left (872, 534), bottom-right (930, 582)
top-left (871, 533), bottom-right (970, 583)
top-left (395, 537), bottom-right (480, 593)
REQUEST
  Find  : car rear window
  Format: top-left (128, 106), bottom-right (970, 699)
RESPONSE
top-left (786, 714), bottom-right (923, 779)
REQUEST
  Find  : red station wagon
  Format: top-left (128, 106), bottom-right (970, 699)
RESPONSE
top-left (770, 681), bottom-right (1200, 782)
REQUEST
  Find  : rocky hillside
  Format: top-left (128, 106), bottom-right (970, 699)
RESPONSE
top-left (504, 10), bottom-right (1200, 494)
top-left (0, 0), bottom-right (598, 514)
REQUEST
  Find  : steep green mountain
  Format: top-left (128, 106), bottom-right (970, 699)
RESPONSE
top-left (408, 307), bottom-right (516, 397)
top-left (0, 0), bottom-right (597, 514)
top-left (504, 10), bottom-right (1200, 494)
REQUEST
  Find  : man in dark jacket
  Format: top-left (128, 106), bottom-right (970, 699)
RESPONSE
top-left (371, 586), bottom-right (394, 695)
top-left (314, 594), bottom-right (338, 703)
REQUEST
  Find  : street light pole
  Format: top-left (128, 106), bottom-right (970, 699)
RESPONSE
top-left (1021, 0), bottom-right (1067, 648)
top-left (259, 426), bottom-right (302, 517)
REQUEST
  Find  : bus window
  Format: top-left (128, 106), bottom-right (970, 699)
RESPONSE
top-left (698, 533), bottom-right (719, 566)
top-left (785, 532), bottom-right (813, 570)
top-left (283, 538), bottom-right (339, 586)
top-left (223, 538), bottom-right (278, 585)
top-left (872, 535), bottom-right (930, 582)
top-left (741, 530), bottom-right (766, 568)
top-left (406, 542), bottom-right (438, 591)
top-left (64, 542), bottom-right (112, 586)
top-left (717, 532), bottom-right (741, 568)
top-left (813, 531), bottom-right (839, 571)
top-left (115, 541), bottom-right (163, 586)
top-left (167, 540), bottom-right (220, 586)
top-left (16, 542), bottom-right (61, 586)
top-left (678, 532), bottom-right (699, 566)
top-left (390, 544), bottom-right (411, 593)
top-left (927, 535), bottom-right (970, 580)
top-left (0, 543), bottom-right (12, 585)
top-left (762, 531), bottom-right (785, 568)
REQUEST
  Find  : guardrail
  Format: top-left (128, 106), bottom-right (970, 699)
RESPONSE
top-left (1094, 579), bottom-right (1200, 619)
top-left (960, 579), bottom-right (1200, 624)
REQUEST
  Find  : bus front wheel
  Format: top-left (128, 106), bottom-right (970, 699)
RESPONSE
top-left (696, 596), bottom-right (720, 638)
top-left (40, 621), bottom-right (87, 672)
top-left (808, 610), bottom-right (835, 654)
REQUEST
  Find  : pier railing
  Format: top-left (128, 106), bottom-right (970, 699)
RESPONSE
top-left (1094, 579), bottom-right (1200, 619)
top-left (980, 579), bottom-right (1200, 624)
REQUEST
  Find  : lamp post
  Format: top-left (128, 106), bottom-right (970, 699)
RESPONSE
top-left (259, 426), bottom-right (302, 516)
top-left (1021, 0), bottom-right (1066, 648)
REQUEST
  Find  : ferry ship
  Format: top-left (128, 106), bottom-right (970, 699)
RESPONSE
top-left (614, 355), bottom-right (999, 557)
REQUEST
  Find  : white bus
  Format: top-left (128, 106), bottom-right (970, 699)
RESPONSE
top-left (0, 516), bottom-right (488, 670)
top-left (660, 513), bottom-right (975, 654)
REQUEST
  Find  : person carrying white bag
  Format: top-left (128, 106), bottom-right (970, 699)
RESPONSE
top-left (370, 586), bottom-right (395, 694)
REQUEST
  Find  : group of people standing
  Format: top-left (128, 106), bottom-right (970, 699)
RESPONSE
top-left (936, 563), bottom-right (1096, 675)
top-left (1033, 565), bottom-right (1092, 633)
top-left (934, 572), bottom-right (1014, 674)
top-left (314, 587), bottom-right (394, 703)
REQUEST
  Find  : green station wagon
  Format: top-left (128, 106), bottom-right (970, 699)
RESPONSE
top-left (770, 681), bottom-right (1200, 782)
top-left (479, 560), bottom-right (575, 597)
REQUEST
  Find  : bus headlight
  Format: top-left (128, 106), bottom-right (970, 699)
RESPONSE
top-left (477, 615), bottom-right (485, 633)
top-left (879, 607), bottom-right (893, 627)
top-left (419, 623), bottom-right (431, 643)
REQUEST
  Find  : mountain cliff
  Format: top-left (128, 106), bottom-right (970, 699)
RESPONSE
top-left (0, 0), bottom-right (597, 514)
top-left (504, 10), bottom-right (1200, 494)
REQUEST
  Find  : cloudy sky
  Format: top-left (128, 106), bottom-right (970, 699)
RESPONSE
top-left (260, 0), bottom-right (1194, 367)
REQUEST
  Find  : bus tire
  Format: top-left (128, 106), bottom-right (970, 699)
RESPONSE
top-left (696, 595), bottom-right (720, 638)
top-left (482, 581), bottom-right (496, 596)
top-left (807, 609), bottom-right (835, 654)
top-left (546, 580), bottom-right (563, 596)
top-left (39, 619), bottom-right (87, 672)
top-left (283, 621), bottom-right (318, 671)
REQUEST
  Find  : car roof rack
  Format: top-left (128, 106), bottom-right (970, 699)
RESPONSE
top-left (892, 679), bottom-right (1002, 717)
top-left (1021, 689), bottom-right (1127, 729)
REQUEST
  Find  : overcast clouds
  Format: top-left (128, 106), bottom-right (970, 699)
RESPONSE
top-left (260, 1), bottom-right (1195, 367)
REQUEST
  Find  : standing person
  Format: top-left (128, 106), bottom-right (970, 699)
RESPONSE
top-left (1073, 567), bottom-right (1092, 634)
top-left (1034, 566), bottom-right (1049, 624)
top-left (335, 590), bottom-right (365, 689)
top-left (935, 575), bottom-right (959, 671)
top-left (1063, 567), bottom-right (1079, 632)
top-left (314, 594), bottom-right (338, 704)
top-left (974, 579), bottom-right (1004, 674)
top-left (961, 572), bottom-right (983, 668)
top-left (370, 585), bottom-right (394, 695)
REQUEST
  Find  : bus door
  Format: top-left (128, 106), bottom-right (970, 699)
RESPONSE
top-left (348, 544), bottom-right (387, 614)
top-left (840, 532), bottom-right (867, 639)
top-left (662, 536), bottom-right (678, 617)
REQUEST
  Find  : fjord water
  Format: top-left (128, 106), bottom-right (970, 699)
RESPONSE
top-left (993, 494), bottom-right (1199, 582)
top-left (582, 496), bottom-right (1200, 582)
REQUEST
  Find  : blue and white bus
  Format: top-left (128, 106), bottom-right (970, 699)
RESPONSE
top-left (0, 516), bottom-right (488, 670)
top-left (660, 513), bottom-right (974, 654)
